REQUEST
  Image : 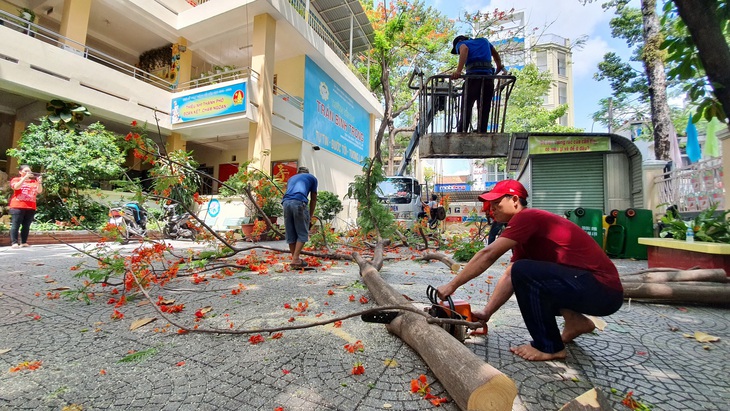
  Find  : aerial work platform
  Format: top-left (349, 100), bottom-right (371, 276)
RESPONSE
top-left (396, 70), bottom-right (516, 169)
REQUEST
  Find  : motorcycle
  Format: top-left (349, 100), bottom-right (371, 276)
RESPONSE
top-left (162, 203), bottom-right (196, 240)
top-left (108, 202), bottom-right (148, 243)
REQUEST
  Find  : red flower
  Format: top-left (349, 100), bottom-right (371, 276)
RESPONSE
top-left (249, 334), bottom-right (265, 345)
top-left (344, 340), bottom-right (364, 353)
top-left (130, 120), bottom-right (138, 126)
top-left (176, 361), bottom-right (185, 367)
top-left (327, 290), bottom-right (335, 296)
top-left (270, 332), bottom-right (284, 339)
top-left (348, 294), bottom-right (356, 302)
top-left (359, 296), bottom-right (369, 304)
top-left (333, 320), bottom-right (342, 328)
top-left (283, 303), bottom-right (291, 309)
top-left (110, 310), bottom-right (124, 320)
top-left (351, 362), bottom-right (365, 375)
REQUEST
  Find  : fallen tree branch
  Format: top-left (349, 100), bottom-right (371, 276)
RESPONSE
top-left (415, 252), bottom-right (460, 273)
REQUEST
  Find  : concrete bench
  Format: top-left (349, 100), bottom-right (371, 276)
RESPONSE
top-left (638, 237), bottom-right (730, 275)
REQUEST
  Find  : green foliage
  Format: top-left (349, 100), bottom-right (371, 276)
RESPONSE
top-left (504, 64), bottom-right (582, 133)
top-left (306, 222), bottom-right (339, 249)
top-left (315, 191), bottom-right (343, 223)
top-left (452, 240), bottom-right (484, 262)
top-left (662, 0), bottom-right (729, 123)
top-left (346, 158), bottom-right (395, 237)
top-left (149, 149), bottom-right (201, 213)
top-left (660, 203), bottom-right (730, 243)
top-left (118, 347), bottom-right (159, 363)
top-left (7, 118), bottom-right (126, 225)
top-left (218, 156), bottom-right (284, 217)
top-left (45, 99), bottom-right (91, 131)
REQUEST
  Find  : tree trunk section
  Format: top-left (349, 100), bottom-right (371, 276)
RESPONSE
top-left (641, 0), bottom-right (672, 161)
top-left (674, 0), bottom-right (730, 131)
top-left (620, 269), bottom-right (727, 283)
top-left (622, 281), bottom-right (730, 304)
top-left (356, 254), bottom-right (517, 411)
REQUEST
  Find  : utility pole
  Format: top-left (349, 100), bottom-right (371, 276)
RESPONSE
top-left (607, 97), bottom-right (613, 134)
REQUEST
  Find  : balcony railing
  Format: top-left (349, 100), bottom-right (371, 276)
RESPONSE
top-left (0, 9), bottom-right (174, 91)
top-left (654, 157), bottom-right (724, 213)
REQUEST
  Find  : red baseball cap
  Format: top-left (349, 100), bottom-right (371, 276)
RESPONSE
top-left (481, 180), bottom-right (528, 201)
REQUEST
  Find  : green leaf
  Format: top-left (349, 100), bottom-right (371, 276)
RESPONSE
top-left (118, 347), bottom-right (159, 363)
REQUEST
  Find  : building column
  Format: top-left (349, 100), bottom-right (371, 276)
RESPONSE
top-left (59, 0), bottom-right (92, 52)
top-left (7, 118), bottom-right (26, 176)
top-left (174, 38), bottom-right (192, 89)
top-left (166, 133), bottom-right (187, 153)
top-left (642, 159), bottom-right (668, 221)
top-left (248, 13), bottom-right (276, 175)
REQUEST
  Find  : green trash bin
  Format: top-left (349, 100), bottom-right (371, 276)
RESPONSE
top-left (605, 225), bottom-right (626, 257)
top-left (616, 208), bottom-right (654, 259)
top-left (567, 207), bottom-right (604, 247)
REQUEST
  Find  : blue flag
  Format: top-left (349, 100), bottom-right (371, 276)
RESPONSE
top-left (685, 114), bottom-right (701, 163)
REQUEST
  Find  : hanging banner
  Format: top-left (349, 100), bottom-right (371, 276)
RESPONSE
top-left (171, 81), bottom-right (247, 124)
top-left (303, 56), bottom-right (370, 164)
top-left (528, 136), bottom-right (611, 155)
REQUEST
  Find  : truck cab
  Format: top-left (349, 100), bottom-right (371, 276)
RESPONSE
top-left (377, 176), bottom-right (425, 223)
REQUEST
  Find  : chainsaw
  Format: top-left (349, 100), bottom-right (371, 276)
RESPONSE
top-left (360, 286), bottom-right (480, 343)
top-left (425, 285), bottom-right (472, 342)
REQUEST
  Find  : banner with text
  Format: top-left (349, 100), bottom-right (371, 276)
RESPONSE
top-left (171, 81), bottom-right (247, 124)
top-left (528, 136), bottom-right (611, 155)
top-left (304, 57), bottom-right (370, 164)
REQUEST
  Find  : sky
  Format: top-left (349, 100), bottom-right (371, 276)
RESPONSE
top-left (421, 0), bottom-right (637, 175)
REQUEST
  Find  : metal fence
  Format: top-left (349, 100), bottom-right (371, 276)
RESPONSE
top-left (654, 157), bottom-right (724, 213)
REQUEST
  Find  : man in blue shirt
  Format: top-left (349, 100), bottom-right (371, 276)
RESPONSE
top-left (282, 166), bottom-right (318, 267)
top-left (451, 35), bottom-right (503, 133)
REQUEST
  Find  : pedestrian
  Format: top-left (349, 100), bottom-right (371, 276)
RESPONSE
top-left (450, 35), bottom-right (503, 133)
top-left (437, 180), bottom-right (623, 361)
top-left (281, 166), bottom-right (317, 267)
top-left (8, 165), bottom-right (43, 248)
top-left (426, 194), bottom-right (439, 229)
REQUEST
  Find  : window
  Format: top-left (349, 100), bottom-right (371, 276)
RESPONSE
top-left (536, 51), bottom-right (547, 72)
top-left (557, 52), bottom-right (567, 76)
top-left (558, 82), bottom-right (567, 105)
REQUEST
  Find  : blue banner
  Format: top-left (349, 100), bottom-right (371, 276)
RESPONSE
top-left (304, 56), bottom-right (370, 164)
top-left (171, 81), bottom-right (247, 124)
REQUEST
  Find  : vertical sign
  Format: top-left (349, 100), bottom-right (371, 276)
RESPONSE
top-left (303, 56), bottom-right (370, 164)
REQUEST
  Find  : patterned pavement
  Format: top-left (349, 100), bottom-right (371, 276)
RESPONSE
top-left (0, 241), bottom-right (728, 410)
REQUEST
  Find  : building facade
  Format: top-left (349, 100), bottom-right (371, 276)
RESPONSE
top-left (0, 0), bottom-right (382, 222)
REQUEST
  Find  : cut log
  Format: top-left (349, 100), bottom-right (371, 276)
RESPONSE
top-left (622, 281), bottom-right (730, 304)
top-left (355, 252), bottom-right (517, 411)
top-left (620, 269), bottom-right (727, 283)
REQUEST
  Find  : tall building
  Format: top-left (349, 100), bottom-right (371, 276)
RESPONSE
top-left (0, 0), bottom-right (382, 215)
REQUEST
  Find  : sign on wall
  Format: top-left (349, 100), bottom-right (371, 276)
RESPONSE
top-left (303, 56), bottom-right (370, 164)
top-left (435, 183), bottom-right (471, 192)
top-left (528, 136), bottom-right (611, 155)
top-left (171, 81), bottom-right (247, 124)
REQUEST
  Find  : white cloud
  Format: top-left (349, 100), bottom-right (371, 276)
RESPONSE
top-left (572, 36), bottom-right (612, 79)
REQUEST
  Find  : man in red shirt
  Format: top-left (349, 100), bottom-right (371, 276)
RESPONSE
top-left (438, 180), bottom-right (623, 361)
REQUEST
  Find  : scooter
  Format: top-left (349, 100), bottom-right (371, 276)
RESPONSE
top-left (108, 202), bottom-right (148, 243)
top-left (162, 203), bottom-right (196, 240)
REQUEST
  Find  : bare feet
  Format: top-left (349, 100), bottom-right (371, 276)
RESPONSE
top-left (561, 311), bottom-right (596, 343)
top-left (510, 344), bottom-right (566, 361)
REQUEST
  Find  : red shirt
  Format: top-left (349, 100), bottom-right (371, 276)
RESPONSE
top-left (9, 177), bottom-right (41, 210)
top-left (499, 208), bottom-right (622, 291)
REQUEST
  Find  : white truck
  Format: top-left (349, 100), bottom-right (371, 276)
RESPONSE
top-left (377, 176), bottom-right (427, 223)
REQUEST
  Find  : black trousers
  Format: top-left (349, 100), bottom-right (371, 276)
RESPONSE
top-left (9, 208), bottom-right (36, 245)
top-left (459, 77), bottom-right (495, 133)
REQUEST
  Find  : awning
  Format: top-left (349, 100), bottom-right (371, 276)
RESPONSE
top-left (311, 0), bottom-right (374, 54)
